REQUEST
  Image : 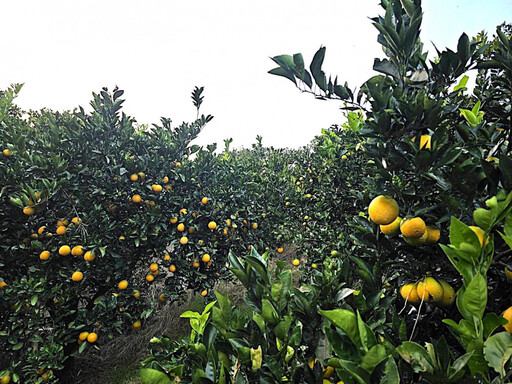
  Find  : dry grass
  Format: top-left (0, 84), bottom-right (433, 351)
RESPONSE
top-left (73, 290), bottom-right (201, 384)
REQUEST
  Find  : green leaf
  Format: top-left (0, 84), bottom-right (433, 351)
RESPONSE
top-left (484, 332), bottom-right (512, 377)
top-left (381, 357), bottom-right (400, 384)
top-left (261, 299), bottom-right (279, 324)
top-left (483, 312), bottom-right (509, 339)
top-left (30, 295), bottom-right (38, 306)
top-left (337, 359), bottom-right (371, 384)
top-left (461, 273), bottom-right (487, 320)
top-left (473, 208), bottom-right (493, 231)
top-left (268, 67), bottom-right (297, 85)
top-left (453, 75), bottom-right (469, 91)
top-left (499, 156), bottom-right (512, 190)
top-left (310, 47), bottom-right (327, 92)
top-left (399, 0), bottom-right (416, 17)
top-left (319, 309), bottom-right (360, 348)
top-left (397, 342), bottom-right (434, 374)
top-left (361, 344), bottom-right (387, 373)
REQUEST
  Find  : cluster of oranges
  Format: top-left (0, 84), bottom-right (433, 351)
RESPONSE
top-left (77, 331), bottom-right (98, 345)
top-left (368, 195), bottom-right (440, 246)
top-left (400, 277), bottom-right (455, 306)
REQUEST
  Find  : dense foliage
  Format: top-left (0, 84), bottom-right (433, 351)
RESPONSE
top-left (1, 0), bottom-right (512, 383)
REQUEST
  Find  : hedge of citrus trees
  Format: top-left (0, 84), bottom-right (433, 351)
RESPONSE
top-left (138, 0), bottom-right (512, 383)
top-left (2, 0), bottom-right (512, 383)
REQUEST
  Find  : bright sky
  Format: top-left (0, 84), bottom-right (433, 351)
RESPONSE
top-left (1, 1), bottom-right (510, 149)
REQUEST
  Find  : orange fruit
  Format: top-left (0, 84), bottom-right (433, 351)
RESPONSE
top-left (163, 254), bottom-right (171, 261)
top-left (0, 281), bottom-right (6, 290)
top-left (39, 251), bottom-right (50, 261)
top-left (71, 245), bottom-right (84, 256)
top-left (130, 174), bottom-right (138, 181)
top-left (277, 247), bottom-right (284, 254)
top-left (59, 245), bottom-right (71, 256)
top-left (146, 274), bottom-right (154, 282)
top-left (400, 217), bottom-right (426, 238)
top-left (0, 375), bottom-right (11, 384)
top-left (131, 320), bottom-right (141, 331)
top-left (56, 226), bottom-right (67, 235)
top-left (380, 217), bottom-right (401, 236)
top-left (368, 195), bottom-right (399, 225)
top-left (177, 223), bottom-right (185, 232)
top-left (503, 306), bottom-right (512, 333)
top-left (79, 332), bottom-right (89, 341)
top-left (201, 289), bottom-right (208, 297)
top-left (416, 277), bottom-right (444, 302)
top-left (169, 265), bottom-right (176, 273)
top-left (425, 226), bottom-right (441, 243)
top-left (159, 293), bottom-right (166, 302)
top-left (170, 217), bottom-right (178, 224)
top-left (132, 194), bottom-right (142, 203)
top-left (138, 172), bottom-right (146, 180)
top-left (202, 254), bottom-right (211, 263)
top-left (193, 261), bottom-right (200, 268)
top-left (37, 226), bottom-right (46, 235)
top-left (438, 280), bottom-right (456, 306)
top-left (208, 221), bottom-right (217, 230)
top-left (151, 184), bottom-right (162, 192)
top-left (149, 263), bottom-right (159, 273)
top-left (23, 206), bottom-right (35, 216)
top-left (180, 236), bottom-right (188, 245)
top-left (71, 217), bottom-right (81, 224)
top-left (118, 280), bottom-right (128, 290)
top-left (133, 290), bottom-right (141, 299)
top-left (84, 251), bottom-right (95, 262)
top-left (179, 208), bottom-right (187, 215)
top-left (72, 271), bottom-right (83, 282)
top-left (201, 197), bottom-right (208, 204)
top-left (163, 176), bottom-right (169, 183)
top-left (87, 332), bottom-right (98, 343)
top-left (3, 149), bottom-right (11, 156)
top-left (251, 223), bottom-right (258, 230)
top-left (292, 259), bottom-right (300, 266)
top-left (400, 283), bottom-right (420, 304)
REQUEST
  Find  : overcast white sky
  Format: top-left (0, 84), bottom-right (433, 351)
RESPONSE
top-left (0, 1), bottom-right (510, 149)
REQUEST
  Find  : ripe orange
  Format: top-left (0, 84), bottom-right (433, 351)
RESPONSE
top-left (71, 217), bottom-right (82, 224)
top-left (39, 251), bottom-right (51, 261)
top-left (23, 206), bottom-right (35, 216)
top-left (201, 197), bottom-right (208, 204)
top-left (163, 176), bottom-right (169, 183)
top-left (368, 195), bottom-right (399, 225)
top-left (71, 245), bottom-right (84, 256)
top-left (37, 226), bottom-right (46, 235)
top-left (59, 245), bottom-right (71, 256)
top-left (0, 281), bottom-right (6, 290)
top-left (169, 265), bottom-right (176, 273)
top-left (201, 289), bottom-right (208, 297)
top-left (149, 263), bottom-right (159, 273)
top-left (56, 225), bottom-right (67, 235)
top-left (416, 277), bottom-right (444, 302)
top-left (118, 280), bottom-right (128, 290)
top-left (159, 293), bottom-right (166, 302)
top-left (130, 174), bottom-right (138, 181)
top-left (208, 221), bottom-right (217, 230)
top-left (2, 149), bottom-right (11, 156)
top-left (87, 332), bottom-right (98, 343)
top-left (180, 236), bottom-right (188, 245)
top-left (400, 283), bottom-right (420, 304)
top-left (131, 321), bottom-right (142, 331)
top-left (138, 172), bottom-right (146, 180)
top-left (179, 208), bottom-right (187, 215)
top-left (146, 274), bottom-right (154, 282)
top-left (177, 223), bottom-right (185, 232)
top-left (170, 217), bottom-right (178, 224)
top-left (503, 306), bottom-right (512, 333)
top-left (72, 271), bottom-right (83, 282)
top-left (277, 247), bottom-right (284, 254)
top-left (151, 184), bottom-right (163, 192)
top-left (0, 375), bottom-right (11, 384)
top-left (425, 226), bottom-right (441, 243)
top-left (400, 217), bottom-right (426, 238)
top-left (79, 332), bottom-right (89, 341)
top-left (84, 251), bottom-right (95, 262)
top-left (133, 290), bottom-right (141, 299)
top-left (292, 259), bottom-right (300, 266)
top-left (251, 223), bottom-right (258, 230)
top-left (380, 217), bottom-right (401, 236)
top-left (163, 254), bottom-right (171, 261)
top-left (202, 254), bottom-right (211, 263)
top-left (132, 194), bottom-right (142, 203)
top-left (193, 261), bottom-right (200, 268)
